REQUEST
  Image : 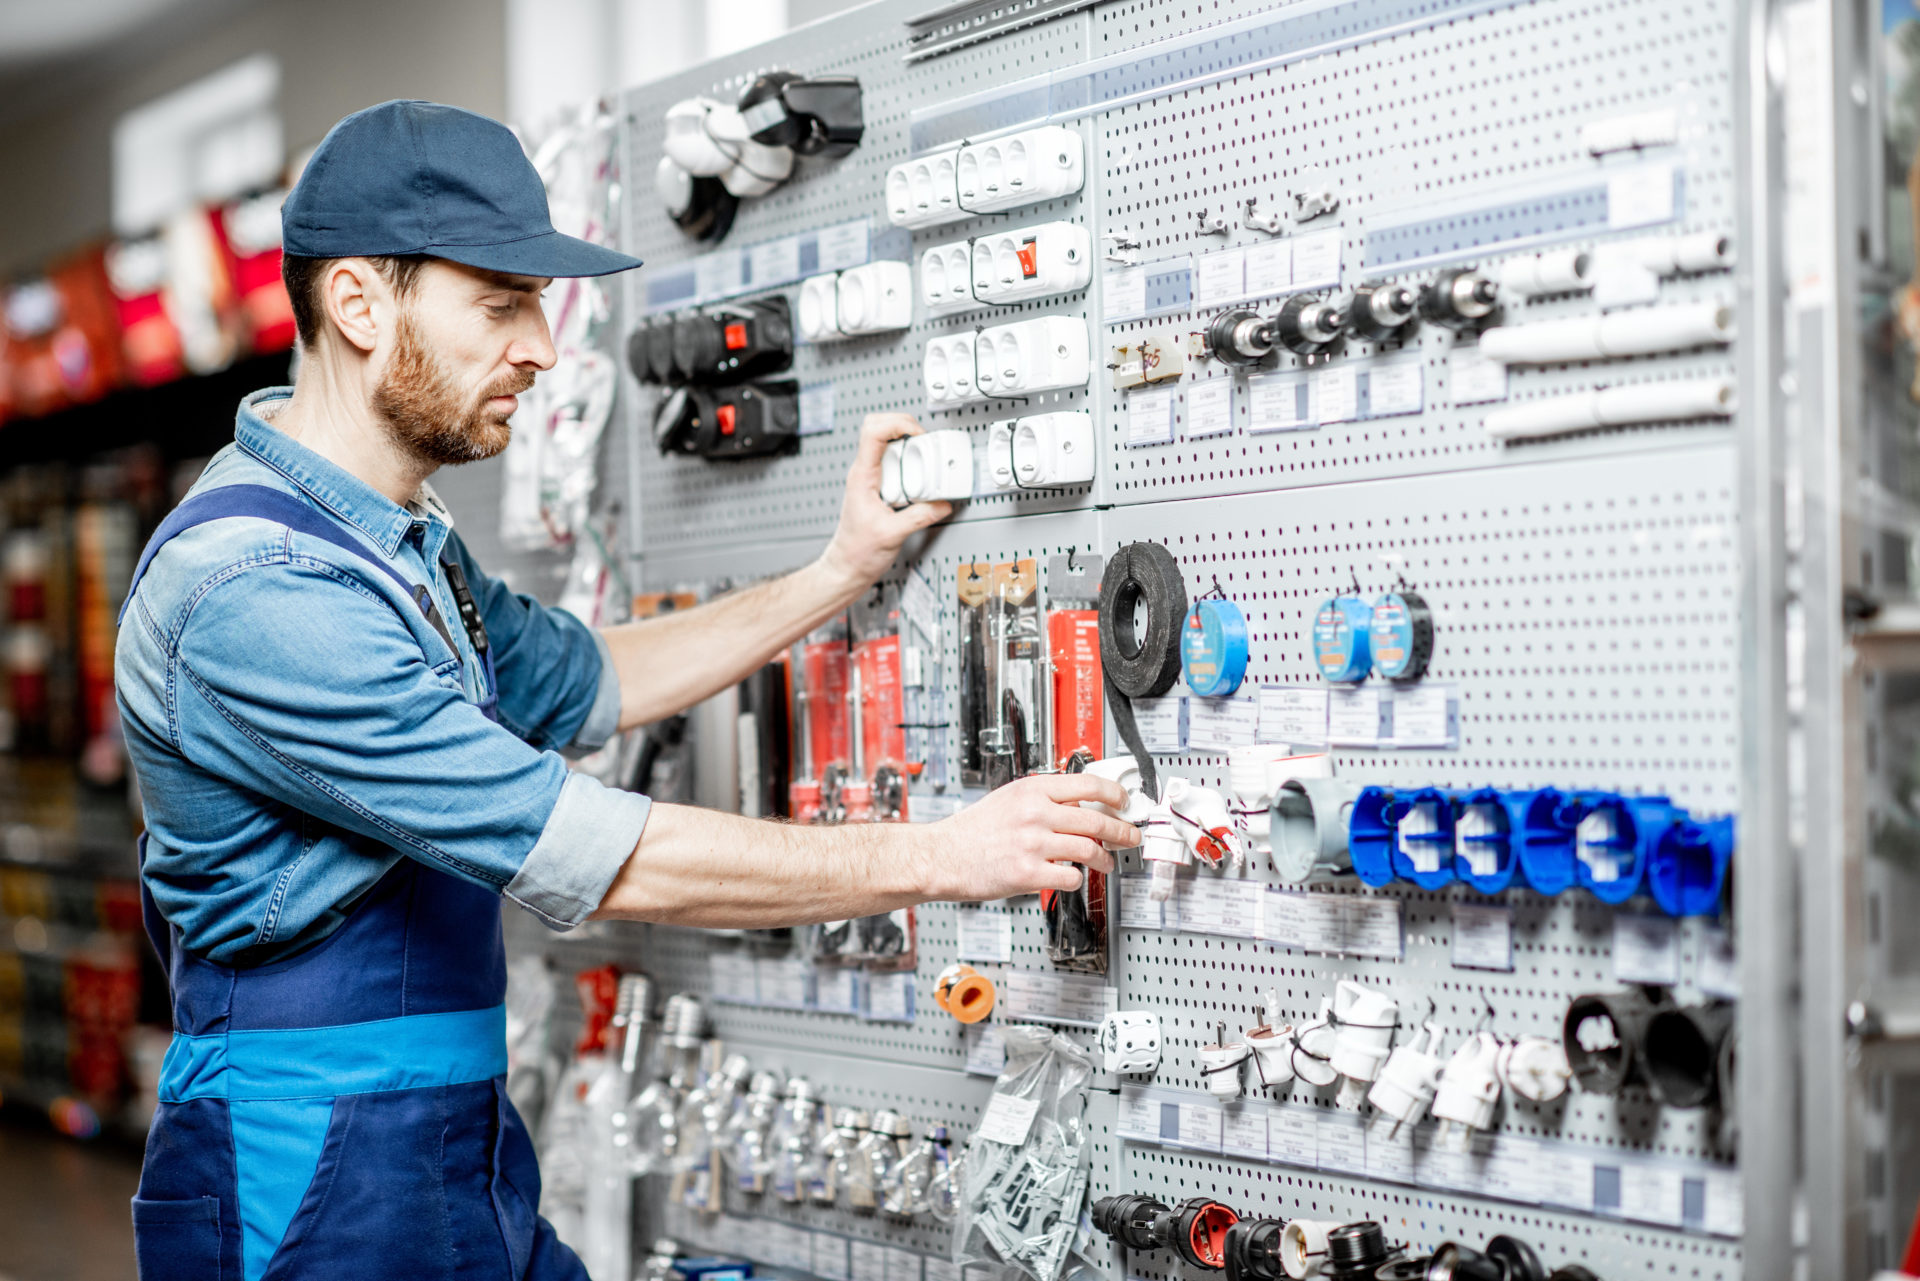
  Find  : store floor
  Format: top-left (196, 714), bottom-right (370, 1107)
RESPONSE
top-left (0, 1119), bottom-right (140, 1281)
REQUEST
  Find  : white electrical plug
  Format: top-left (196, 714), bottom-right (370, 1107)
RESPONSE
top-left (1431, 1030), bottom-right (1504, 1151)
top-left (1243, 991), bottom-right (1296, 1090)
top-left (1291, 998), bottom-right (1341, 1087)
top-left (1198, 1035), bottom-right (1249, 1098)
top-left (1498, 1035), bottom-right (1573, 1104)
top-left (1368, 1022), bottom-right (1446, 1131)
top-left (1098, 1011), bottom-right (1162, 1074)
top-left (1163, 776), bottom-right (1238, 870)
top-left (1329, 979), bottom-right (1399, 1109)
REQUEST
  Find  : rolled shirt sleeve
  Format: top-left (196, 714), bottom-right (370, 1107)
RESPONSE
top-left (173, 559), bottom-right (645, 926)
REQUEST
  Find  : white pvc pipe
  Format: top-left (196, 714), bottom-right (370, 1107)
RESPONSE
top-left (1625, 231), bottom-right (1736, 275)
top-left (1496, 249), bottom-right (1593, 296)
top-left (1478, 302), bottom-right (1733, 364)
top-left (1484, 377), bottom-right (1736, 442)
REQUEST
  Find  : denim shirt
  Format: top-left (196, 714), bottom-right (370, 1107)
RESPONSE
top-left (116, 387), bottom-right (651, 965)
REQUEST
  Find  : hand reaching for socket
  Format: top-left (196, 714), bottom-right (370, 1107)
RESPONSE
top-left (929, 774), bottom-right (1140, 901)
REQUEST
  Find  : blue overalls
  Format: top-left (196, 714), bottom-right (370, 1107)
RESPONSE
top-left (125, 485), bottom-right (591, 1281)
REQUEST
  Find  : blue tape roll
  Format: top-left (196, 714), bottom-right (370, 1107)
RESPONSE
top-left (1647, 815), bottom-right (1735, 917)
top-left (1347, 786), bottom-right (1399, 887)
top-left (1180, 598), bottom-right (1250, 698)
top-left (1369, 591), bottom-right (1433, 681)
top-left (1313, 596), bottom-right (1373, 683)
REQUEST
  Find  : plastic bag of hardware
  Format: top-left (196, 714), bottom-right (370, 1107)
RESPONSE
top-left (953, 1025), bottom-right (1092, 1281)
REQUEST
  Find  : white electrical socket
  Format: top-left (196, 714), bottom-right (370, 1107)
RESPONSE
top-left (835, 261), bottom-right (912, 335)
top-left (797, 273), bottom-right (843, 342)
top-left (955, 125), bottom-right (1084, 214)
top-left (1013, 412), bottom-right (1095, 487)
top-left (922, 334), bottom-right (981, 405)
top-left (885, 150), bottom-right (965, 228)
top-left (973, 316), bottom-right (1090, 397)
top-left (969, 222), bottom-right (1091, 304)
top-left (919, 242), bottom-right (976, 315)
top-left (880, 430), bottom-right (974, 506)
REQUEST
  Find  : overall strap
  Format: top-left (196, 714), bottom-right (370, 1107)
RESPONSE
top-left (121, 483), bottom-right (495, 719)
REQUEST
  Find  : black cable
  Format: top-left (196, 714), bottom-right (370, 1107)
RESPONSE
top-left (1097, 542), bottom-right (1187, 801)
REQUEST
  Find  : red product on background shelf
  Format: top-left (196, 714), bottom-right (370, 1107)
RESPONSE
top-left (854, 633), bottom-right (907, 782)
top-left (217, 190), bottom-right (296, 354)
top-left (572, 963), bottom-right (623, 1056)
top-left (46, 247), bottom-right (126, 405)
top-left (5, 278), bottom-right (73, 419)
top-left (74, 504), bottom-right (136, 742)
top-left (104, 235), bottom-right (186, 388)
top-left (1049, 608), bottom-right (1104, 768)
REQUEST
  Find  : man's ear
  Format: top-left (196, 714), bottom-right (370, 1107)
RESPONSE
top-left (321, 259), bottom-right (387, 354)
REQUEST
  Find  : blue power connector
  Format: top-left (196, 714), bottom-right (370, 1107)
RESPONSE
top-left (1572, 793), bottom-right (1680, 905)
top-left (1348, 786), bottom-right (1400, 887)
top-left (1647, 815), bottom-right (1736, 916)
top-left (1389, 787), bottom-right (1457, 890)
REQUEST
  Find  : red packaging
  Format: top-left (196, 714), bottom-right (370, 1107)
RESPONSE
top-left (47, 247), bottom-right (125, 404)
top-left (1048, 609), bottom-right (1104, 768)
top-left (105, 236), bottom-right (186, 387)
top-left (802, 640), bottom-right (850, 774)
top-left (854, 634), bottom-right (907, 777)
top-left (218, 191), bottom-right (296, 354)
top-left (572, 964), bottom-right (622, 1056)
top-left (5, 278), bottom-right (71, 418)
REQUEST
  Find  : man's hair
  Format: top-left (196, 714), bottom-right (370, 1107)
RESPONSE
top-left (282, 254), bottom-right (431, 349)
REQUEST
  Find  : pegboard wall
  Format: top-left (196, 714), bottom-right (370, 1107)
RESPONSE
top-left (553, 0), bottom-right (1752, 1276)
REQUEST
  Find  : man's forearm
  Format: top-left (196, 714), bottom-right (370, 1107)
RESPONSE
top-left (589, 802), bottom-right (939, 926)
top-left (600, 556), bottom-right (865, 730)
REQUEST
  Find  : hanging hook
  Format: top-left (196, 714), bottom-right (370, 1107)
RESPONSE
top-left (1476, 991), bottom-right (1497, 1031)
top-left (1348, 567), bottom-right (1364, 598)
top-left (1066, 545), bottom-right (1079, 572)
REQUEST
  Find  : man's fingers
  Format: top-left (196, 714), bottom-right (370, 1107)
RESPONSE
top-left (1030, 860), bottom-right (1087, 894)
top-left (1035, 772), bottom-right (1130, 811)
top-left (854, 413), bottom-right (923, 481)
top-left (1051, 805), bottom-right (1142, 848)
top-left (1034, 834), bottom-right (1117, 872)
top-left (896, 499), bottom-right (953, 532)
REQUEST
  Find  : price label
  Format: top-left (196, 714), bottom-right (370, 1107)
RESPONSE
top-left (1117, 1091), bottom-right (1162, 1140)
top-left (1118, 876), bottom-right (1167, 929)
top-left (1613, 913), bottom-right (1682, 985)
top-left (1699, 924), bottom-right (1740, 998)
top-left (1258, 686), bottom-right (1330, 745)
top-left (1365, 1114), bottom-right (1416, 1182)
top-left (813, 1232), bottom-right (852, 1281)
top-left (887, 1249), bottom-right (924, 1281)
top-left (1189, 696), bottom-right (1259, 750)
top-left (1247, 371), bottom-right (1315, 434)
top-left (758, 955), bottom-right (814, 1007)
top-left (1185, 378), bottom-right (1235, 439)
top-left (1127, 386), bottom-right (1177, 446)
top-left (1328, 686), bottom-right (1390, 746)
top-left (1003, 971), bottom-right (1117, 1027)
top-left (1367, 360), bottom-right (1424, 417)
top-left (1104, 265), bottom-right (1149, 321)
top-left (1245, 239), bottom-right (1293, 297)
top-left (1222, 1108), bottom-right (1269, 1158)
top-left (1176, 1103), bottom-right (1225, 1153)
top-left (865, 970), bottom-right (915, 1022)
top-left (1451, 902), bottom-right (1514, 972)
top-left (1617, 1163), bottom-right (1685, 1226)
top-left (852, 1242), bottom-right (891, 1281)
top-left (1449, 346), bottom-right (1508, 405)
top-left (710, 952), bottom-right (759, 1003)
top-left (1134, 695), bottom-right (1188, 753)
top-left (1291, 229), bottom-right (1343, 288)
top-left (924, 1261), bottom-right (961, 1281)
top-left (965, 1023), bottom-right (1008, 1076)
top-left (1195, 248), bottom-right (1248, 307)
top-left (978, 1093), bottom-right (1041, 1145)
top-left (798, 381), bottom-right (836, 435)
top-left (1391, 683), bottom-right (1458, 749)
top-left (749, 236), bottom-right (803, 288)
top-left (956, 904), bottom-right (1014, 962)
top-left (1269, 1107), bottom-right (1317, 1166)
top-left (1316, 366), bottom-right (1358, 424)
top-left (1214, 880), bottom-right (1265, 937)
top-left (1607, 163), bottom-right (1677, 230)
top-left (815, 966), bottom-right (861, 1013)
top-left (1317, 1113), bottom-right (1368, 1174)
top-left (816, 220), bottom-right (871, 272)
top-left (1264, 891), bottom-right (1403, 958)
top-left (1701, 1167), bottom-right (1743, 1238)
top-left (695, 251), bottom-right (745, 301)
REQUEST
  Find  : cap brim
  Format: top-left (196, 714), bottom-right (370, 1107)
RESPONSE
top-left (430, 230), bottom-right (642, 279)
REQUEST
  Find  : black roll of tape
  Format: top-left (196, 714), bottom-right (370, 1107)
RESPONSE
top-left (1098, 542), bottom-right (1188, 801)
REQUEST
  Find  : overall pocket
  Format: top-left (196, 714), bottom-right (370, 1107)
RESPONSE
top-left (132, 1195), bottom-right (224, 1281)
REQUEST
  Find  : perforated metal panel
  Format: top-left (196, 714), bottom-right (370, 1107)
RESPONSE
top-left (533, 0), bottom-right (1760, 1275)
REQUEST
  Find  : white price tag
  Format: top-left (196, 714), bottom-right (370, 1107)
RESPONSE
top-left (1613, 913), bottom-right (1682, 985)
top-left (1269, 1107), bottom-right (1317, 1166)
top-left (1366, 360), bottom-right (1424, 417)
top-left (813, 1232), bottom-right (852, 1281)
top-left (816, 220), bottom-right (871, 272)
top-left (1290, 229), bottom-right (1343, 288)
top-left (1328, 686), bottom-right (1390, 746)
top-left (1532, 1144), bottom-right (1596, 1212)
top-left (1390, 683), bottom-right (1458, 749)
top-left (1215, 880), bottom-right (1265, 937)
top-left (1118, 876), bottom-right (1167, 929)
top-left (1178, 878), bottom-right (1228, 934)
top-left (1317, 1113), bottom-right (1368, 1174)
top-left (1365, 1114), bottom-right (1416, 1182)
top-left (965, 1023), bottom-right (1008, 1076)
top-left (1003, 971), bottom-right (1117, 1027)
top-left (1617, 1163), bottom-right (1685, 1226)
top-left (1133, 695), bottom-right (1188, 753)
top-left (1316, 366), bottom-right (1359, 424)
top-left (977, 1093), bottom-right (1041, 1145)
top-left (1176, 1103), bottom-right (1225, 1153)
top-left (1699, 924), bottom-right (1740, 998)
top-left (710, 952), bottom-right (759, 1003)
top-left (1127, 386), bottom-right (1176, 446)
top-left (1245, 239), bottom-right (1293, 298)
top-left (1104, 265), bottom-right (1148, 321)
top-left (799, 382), bottom-right (836, 435)
top-left (852, 1242), bottom-right (891, 1281)
top-left (865, 970), bottom-right (915, 1022)
top-left (749, 236), bottom-right (802, 288)
top-left (1448, 346), bottom-right (1508, 405)
top-left (1343, 896), bottom-right (1405, 958)
top-left (900, 569), bottom-right (941, 644)
top-left (758, 955), bottom-right (814, 1006)
top-left (1451, 902), bottom-right (1514, 972)
top-left (1195, 248), bottom-right (1247, 307)
top-left (695, 251), bottom-right (745, 300)
top-left (1185, 378), bottom-right (1235, 439)
top-left (1607, 164), bottom-right (1677, 230)
top-left (1222, 1108), bottom-right (1269, 1158)
top-left (924, 1261), bottom-right (961, 1281)
top-left (1189, 696), bottom-right (1259, 749)
top-left (887, 1250), bottom-right (924, 1281)
top-left (1117, 1091), bottom-right (1162, 1140)
top-left (815, 965), bottom-right (861, 1013)
top-left (1258, 686), bottom-right (1330, 745)
top-left (1247, 371), bottom-right (1315, 434)
top-left (956, 904), bottom-right (1014, 963)
top-left (1702, 1167), bottom-right (1743, 1237)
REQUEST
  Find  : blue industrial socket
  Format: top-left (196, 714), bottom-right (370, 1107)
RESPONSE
top-left (1347, 786), bottom-right (1400, 887)
top-left (1647, 814), bottom-right (1735, 917)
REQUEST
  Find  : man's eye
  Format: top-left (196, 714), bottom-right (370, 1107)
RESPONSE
top-left (485, 301), bottom-right (514, 317)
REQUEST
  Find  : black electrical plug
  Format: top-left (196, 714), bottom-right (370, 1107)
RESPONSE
top-left (1419, 267), bottom-right (1500, 330)
top-left (1323, 1221), bottom-right (1394, 1280)
top-left (1204, 308), bottom-right (1275, 365)
top-left (1091, 1195), bottom-right (1239, 1271)
top-left (670, 297), bottom-right (794, 385)
top-left (1221, 1218), bottom-right (1286, 1281)
top-left (739, 71), bottom-right (864, 157)
top-left (1091, 1195), bottom-right (1170, 1252)
top-left (1345, 283), bottom-right (1420, 342)
top-left (1273, 294), bottom-right (1346, 354)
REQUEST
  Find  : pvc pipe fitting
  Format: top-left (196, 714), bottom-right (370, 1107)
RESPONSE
top-left (1642, 1001), bottom-right (1734, 1108)
top-left (1647, 814), bottom-right (1735, 917)
top-left (1495, 250), bottom-right (1593, 297)
top-left (1431, 1031), bottom-right (1503, 1150)
top-left (932, 963), bottom-right (996, 1024)
top-left (1478, 302), bottom-right (1734, 365)
top-left (1346, 786), bottom-right (1400, 887)
top-left (1099, 1011), bottom-right (1163, 1074)
top-left (1198, 1038), bottom-right (1249, 1098)
top-left (1368, 1022), bottom-right (1446, 1127)
top-left (1389, 787), bottom-right (1457, 889)
top-left (1497, 1035), bottom-right (1572, 1104)
top-left (1271, 777), bottom-right (1361, 882)
top-left (1484, 377), bottom-right (1736, 442)
top-left (1623, 231), bottom-right (1736, 275)
top-left (1229, 749), bottom-right (1332, 858)
top-left (1563, 988), bottom-right (1663, 1094)
top-left (1279, 1219), bottom-right (1342, 1279)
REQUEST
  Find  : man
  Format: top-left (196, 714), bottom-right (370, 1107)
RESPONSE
top-left (116, 100), bottom-right (1138, 1281)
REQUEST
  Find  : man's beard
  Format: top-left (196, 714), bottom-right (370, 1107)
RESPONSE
top-left (370, 316), bottom-right (534, 466)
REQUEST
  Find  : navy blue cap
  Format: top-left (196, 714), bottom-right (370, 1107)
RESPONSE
top-left (282, 99), bottom-right (641, 278)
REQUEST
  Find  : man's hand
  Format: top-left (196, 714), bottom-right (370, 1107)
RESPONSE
top-left (922, 774), bottom-right (1142, 902)
top-left (819, 413), bottom-right (953, 592)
